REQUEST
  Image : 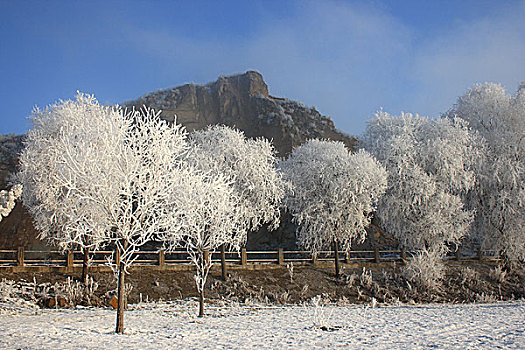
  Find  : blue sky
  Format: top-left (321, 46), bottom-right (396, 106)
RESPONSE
top-left (1, 0), bottom-right (524, 136)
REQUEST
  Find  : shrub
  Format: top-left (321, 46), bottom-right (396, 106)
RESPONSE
top-left (489, 265), bottom-right (507, 283)
top-left (402, 249), bottom-right (445, 291)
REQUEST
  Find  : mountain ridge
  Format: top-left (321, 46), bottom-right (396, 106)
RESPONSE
top-left (0, 71), bottom-right (357, 250)
top-left (124, 71), bottom-right (356, 156)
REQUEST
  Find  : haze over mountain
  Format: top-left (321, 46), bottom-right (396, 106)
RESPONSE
top-left (125, 71), bottom-right (356, 156)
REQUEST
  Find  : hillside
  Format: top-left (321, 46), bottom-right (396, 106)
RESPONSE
top-left (0, 71), bottom-right (358, 250)
top-left (124, 71), bottom-right (355, 156)
top-left (0, 134), bottom-right (37, 249)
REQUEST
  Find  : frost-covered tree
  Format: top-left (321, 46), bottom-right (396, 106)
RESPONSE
top-left (18, 93), bottom-right (191, 333)
top-left (187, 125), bottom-right (286, 279)
top-left (159, 171), bottom-right (240, 317)
top-left (279, 140), bottom-right (387, 278)
top-left (449, 83), bottom-right (525, 265)
top-left (361, 112), bottom-right (480, 256)
top-left (0, 184), bottom-right (22, 222)
top-left (16, 94), bottom-right (123, 283)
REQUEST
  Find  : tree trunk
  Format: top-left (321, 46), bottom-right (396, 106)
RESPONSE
top-left (115, 240), bottom-right (129, 334)
top-left (197, 250), bottom-right (206, 318)
top-left (199, 287), bottom-right (204, 318)
top-left (81, 248), bottom-right (90, 285)
top-left (334, 239), bottom-right (340, 279)
top-left (115, 259), bottom-right (126, 334)
top-left (221, 244), bottom-right (227, 281)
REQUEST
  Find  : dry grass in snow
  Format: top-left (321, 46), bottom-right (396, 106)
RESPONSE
top-left (0, 299), bottom-right (523, 349)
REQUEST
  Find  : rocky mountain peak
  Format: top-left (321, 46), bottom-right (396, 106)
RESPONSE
top-left (125, 71), bottom-right (355, 156)
top-left (214, 70), bottom-right (269, 98)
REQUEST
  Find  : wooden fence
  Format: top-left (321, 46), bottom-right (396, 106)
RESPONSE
top-left (0, 247), bottom-right (500, 269)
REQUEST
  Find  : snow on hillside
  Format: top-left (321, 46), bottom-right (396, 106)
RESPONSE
top-left (0, 134), bottom-right (24, 167)
top-left (0, 300), bottom-right (523, 349)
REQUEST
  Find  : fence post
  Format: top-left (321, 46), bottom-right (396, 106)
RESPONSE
top-left (114, 248), bottom-right (120, 266)
top-left (312, 251), bottom-right (317, 265)
top-left (158, 249), bottom-right (165, 266)
top-left (400, 247), bottom-right (406, 261)
top-left (66, 251), bottom-right (74, 267)
top-left (477, 247), bottom-right (482, 261)
top-left (278, 248), bottom-right (284, 265)
top-left (345, 251), bottom-right (350, 263)
top-left (17, 247), bottom-right (24, 267)
top-left (455, 248), bottom-right (461, 261)
top-left (374, 246), bottom-right (381, 263)
top-left (241, 248), bottom-right (247, 266)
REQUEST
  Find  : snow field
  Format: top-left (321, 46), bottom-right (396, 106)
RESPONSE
top-left (0, 300), bottom-right (523, 349)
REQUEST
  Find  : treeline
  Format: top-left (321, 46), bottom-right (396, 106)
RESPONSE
top-left (2, 82), bottom-right (523, 333)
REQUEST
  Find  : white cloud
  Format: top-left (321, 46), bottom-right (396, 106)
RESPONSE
top-left (243, 1), bottom-right (414, 133)
top-left (409, 2), bottom-right (525, 116)
top-left (119, 1), bottom-right (525, 135)
top-left (120, 1), bottom-right (413, 134)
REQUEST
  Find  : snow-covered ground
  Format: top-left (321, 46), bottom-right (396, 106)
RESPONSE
top-left (0, 300), bottom-right (523, 349)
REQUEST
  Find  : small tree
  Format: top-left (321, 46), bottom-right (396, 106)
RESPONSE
top-left (0, 184), bottom-right (22, 222)
top-left (18, 93), bottom-right (190, 333)
top-left (158, 171), bottom-right (240, 317)
top-left (361, 111), bottom-right (480, 258)
top-left (449, 83), bottom-right (525, 266)
top-left (187, 125), bottom-right (286, 280)
top-left (279, 140), bottom-right (387, 278)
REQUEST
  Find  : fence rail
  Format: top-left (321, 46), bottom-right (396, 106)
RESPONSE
top-left (0, 247), bottom-right (501, 268)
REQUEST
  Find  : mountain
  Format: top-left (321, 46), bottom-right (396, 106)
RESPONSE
top-left (124, 71), bottom-right (356, 156)
top-left (0, 134), bottom-right (37, 249)
top-left (0, 71), bottom-right (357, 250)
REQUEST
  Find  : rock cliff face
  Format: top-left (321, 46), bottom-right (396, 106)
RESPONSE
top-left (0, 134), bottom-right (39, 249)
top-left (0, 71), bottom-right (358, 251)
top-left (125, 71), bottom-right (355, 156)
